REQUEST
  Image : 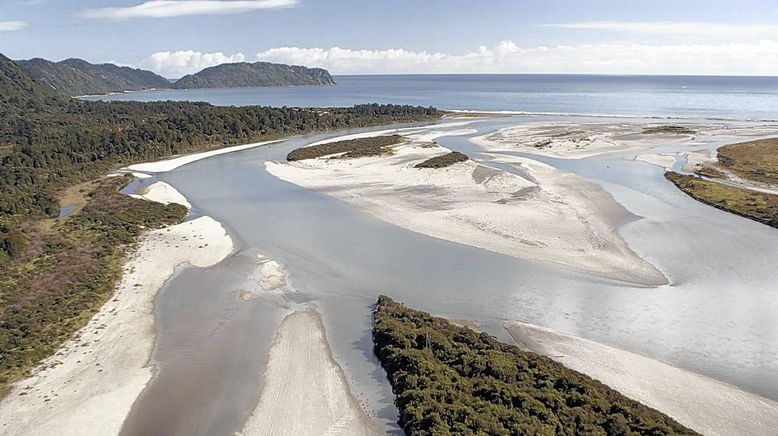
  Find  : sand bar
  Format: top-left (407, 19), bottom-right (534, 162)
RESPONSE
top-left (126, 140), bottom-right (279, 173)
top-left (267, 137), bottom-right (666, 285)
top-left (130, 180), bottom-right (191, 208)
top-left (238, 309), bottom-right (374, 436)
top-left (0, 201), bottom-right (233, 435)
top-left (505, 321), bottom-right (778, 436)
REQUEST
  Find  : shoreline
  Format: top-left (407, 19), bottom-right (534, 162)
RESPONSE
top-left (505, 321), bottom-right (778, 436)
top-left (0, 185), bottom-right (234, 436)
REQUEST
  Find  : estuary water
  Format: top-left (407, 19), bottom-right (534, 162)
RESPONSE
top-left (119, 117), bottom-right (778, 436)
top-left (108, 76), bottom-right (778, 435)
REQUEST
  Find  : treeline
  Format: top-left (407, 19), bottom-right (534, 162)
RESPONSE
top-left (0, 53), bottom-right (438, 252)
top-left (373, 296), bottom-right (695, 435)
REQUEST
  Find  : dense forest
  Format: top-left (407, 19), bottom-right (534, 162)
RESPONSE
top-left (0, 52), bottom-right (438, 393)
top-left (173, 61), bottom-right (335, 89)
top-left (17, 57), bottom-right (171, 97)
top-left (373, 296), bottom-right (696, 435)
top-left (16, 57), bottom-right (336, 96)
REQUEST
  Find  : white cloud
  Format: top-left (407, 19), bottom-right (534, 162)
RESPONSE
top-left (541, 21), bottom-right (778, 40)
top-left (0, 21), bottom-right (29, 32)
top-left (80, 0), bottom-right (298, 20)
top-left (254, 40), bottom-right (778, 76)
top-left (140, 50), bottom-right (246, 77)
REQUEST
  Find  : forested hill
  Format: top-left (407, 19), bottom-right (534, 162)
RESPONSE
top-left (15, 58), bottom-right (336, 96)
top-left (17, 58), bottom-right (171, 96)
top-left (0, 51), bottom-right (437, 232)
top-left (172, 61), bottom-right (335, 89)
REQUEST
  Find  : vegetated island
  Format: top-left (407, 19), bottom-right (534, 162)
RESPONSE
top-left (373, 295), bottom-right (696, 435)
top-left (665, 172), bottom-right (778, 228)
top-left (0, 51), bottom-right (439, 394)
top-left (287, 134), bottom-right (404, 161)
top-left (665, 138), bottom-right (778, 228)
top-left (17, 57), bottom-right (335, 96)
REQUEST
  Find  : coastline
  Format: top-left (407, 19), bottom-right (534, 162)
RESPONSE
top-left (505, 321), bottom-right (778, 436)
top-left (0, 185), bottom-right (234, 435)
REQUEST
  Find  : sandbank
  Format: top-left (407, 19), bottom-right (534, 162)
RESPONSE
top-left (266, 137), bottom-right (666, 285)
top-left (130, 180), bottom-right (191, 209)
top-left (505, 321), bottom-right (778, 436)
top-left (126, 140), bottom-right (279, 173)
top-left (238, 309), bottom-right (374, 436)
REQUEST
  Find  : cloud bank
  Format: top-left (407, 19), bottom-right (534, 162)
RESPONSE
top-left (140, 50), bottom-right (246, 77)
top-left (80, 0), bottom-right (298, 20)
top-left (142, 39), bottom-right (778, 77)
top-left (0, 21), bottom-right (29, 32)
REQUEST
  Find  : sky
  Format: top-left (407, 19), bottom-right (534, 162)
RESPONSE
top-left (2, 0), bottom-right (778, 77)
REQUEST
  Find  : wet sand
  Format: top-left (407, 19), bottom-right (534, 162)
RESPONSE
top-left (238, 309), bottom-right (374, 436)
top-left (0, 215), bottom-right (234, 436)
top-left (266, 130), bottom-right (666, 285)
top-left (505, 321), bottom-right (778, 436)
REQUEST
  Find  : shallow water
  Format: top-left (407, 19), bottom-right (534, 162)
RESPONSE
top-left (123, 118), bottom-right (778, 435)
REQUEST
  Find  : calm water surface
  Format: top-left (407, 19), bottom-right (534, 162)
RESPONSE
top-left (87, 74), bottom-right (778, 121)
top-left (120, 117), bottom-right (778, 436)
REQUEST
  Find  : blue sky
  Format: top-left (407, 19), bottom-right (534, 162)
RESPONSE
top-left (2, 0), bottom-right (778, 77)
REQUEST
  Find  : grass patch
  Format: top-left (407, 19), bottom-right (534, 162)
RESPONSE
top-left (414, 151), bottom-right (469, 168)
top-left (717, 138), bottom-right (778, 186)
top-left (373, 295), bottom-right (696, 435)
top-left (666, 172), bottom-right (778, 228)
top-left (642, 125), bottom-right (696, 135)
top-left (694, 165), bottom-right (726, 179)
top-left (287, 135), bottom-right (403, 161)
top-left (0, 175), bottom-right (187, 394)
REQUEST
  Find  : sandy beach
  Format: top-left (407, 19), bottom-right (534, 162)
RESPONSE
top-left (505, 321), bottom-right (778, 436)
top-left (0, 190), bottom-right (233, 435)
top-left (266, 133), bottom-right (666, 285)
top-left (238, 309), bottom-right (374, 436)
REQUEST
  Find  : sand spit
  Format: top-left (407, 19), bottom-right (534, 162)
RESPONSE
top-left (472, 122), bottom-right (778, 159)
top-left (126, 140), bottom-right (279, 173)
top-left (238, 309), bottom-right (374, 436)
top-left (267, 140), bottom-right (666, 285)
top-left (505, 322), bottom-right (778, 436)
top-left (0, 215), bottom-right (233, 436)
top-left (635, 153), bottom-right (678, 169)
top-left (130, 180), bottom-right (191, 208)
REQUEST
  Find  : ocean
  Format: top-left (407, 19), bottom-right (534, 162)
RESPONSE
top-left (86, 74), bottom-right (778, 121)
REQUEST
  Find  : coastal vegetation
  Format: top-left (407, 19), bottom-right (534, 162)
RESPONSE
top-left (287, 134), bottom-right (404, 161)
top-left (665, 172), bottom-right (778, 228)
top-left (716, 138), bottom-right (778, 186)
top-left (414, 151), bottom-right (469, 168)
top-left (0, 52), bottom-right (438, 393)
top-left (642, 125), bottom-right (696, 135)
top-left (173, 61), bottom-right (335, 89)
top-left (0, 176), bottom-right (187, 394)
top-left (373, 295), bottom-right (695, 435)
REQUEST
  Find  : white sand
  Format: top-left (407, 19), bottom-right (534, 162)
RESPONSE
top-left (266, 139), bottom-right (665, 285)
top-left (126, 140), bottom-right (279, 173)
top-left (130, 181), bottom-right (191, 209)
top-left (0, 215), bottom-right (233, 436)
top-left (505, 321), bottom-right (778, 436)
top-left (471, 122), bottom-right (691, 159)
top-left (635, 153), bottom-right (678, 170)
top-left (238, 309), bottom-right (374, 436)
top-left (256, 255), bottom-right (287, 291)
top-left (304, 120), bottom-right (477, 148)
